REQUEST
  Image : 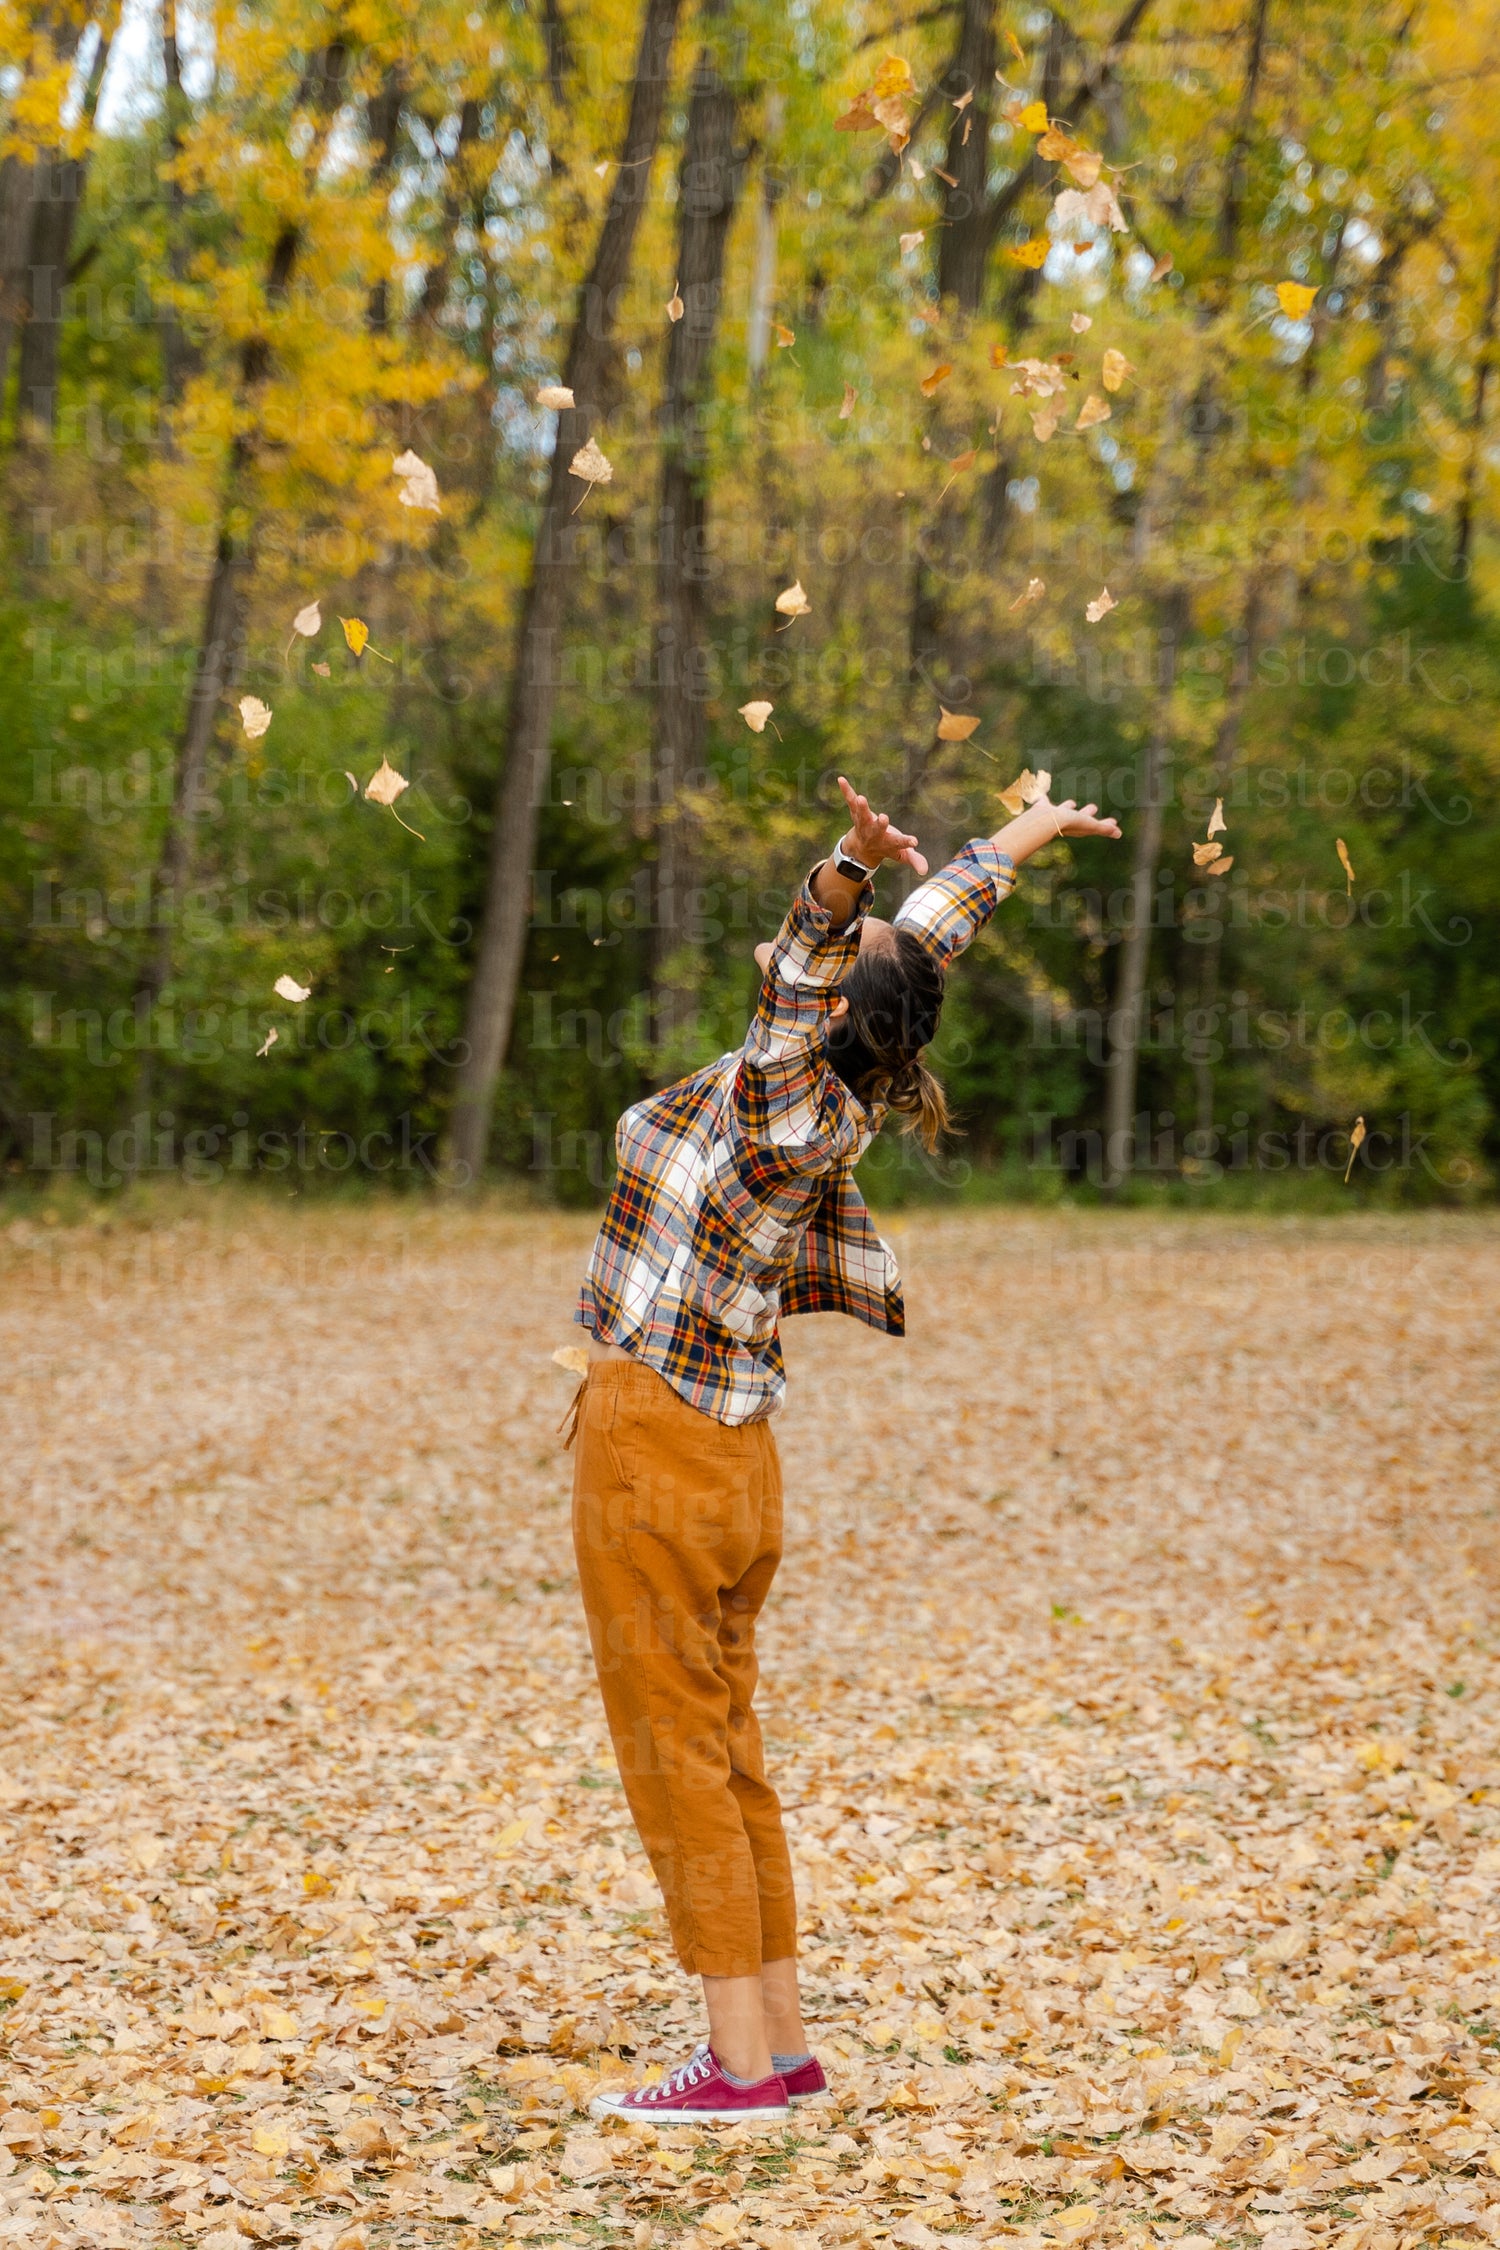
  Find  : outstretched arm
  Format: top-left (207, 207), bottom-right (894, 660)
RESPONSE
top-left (894, 794), bottom-right (1123, 968)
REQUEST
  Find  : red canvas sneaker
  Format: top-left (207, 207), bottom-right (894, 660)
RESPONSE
top-left (589, 2044), bottom-right (790, 2127)
top-left (780, 2054), bottom-right (829, 2106)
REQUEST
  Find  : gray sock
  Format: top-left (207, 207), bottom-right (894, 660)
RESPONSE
top-left (719, 2060), bottom-right (769, 2088)
top-left (773, 2052), bottom-right (812, 2073)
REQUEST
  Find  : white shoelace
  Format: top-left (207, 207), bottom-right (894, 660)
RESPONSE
top-left (637, 2043), bottom-right (712, 2102)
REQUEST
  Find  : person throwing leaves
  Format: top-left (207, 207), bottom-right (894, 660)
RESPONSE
top-left (566, 777), bottom-right (1123, 2125)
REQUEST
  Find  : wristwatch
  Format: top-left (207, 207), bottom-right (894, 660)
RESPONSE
top-left (832, 838), bottom-right (874, 883)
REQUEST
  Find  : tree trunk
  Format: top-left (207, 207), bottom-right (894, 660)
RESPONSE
top-left (147, 44), bottom-right (349, 1005)
top-left (159, 0), bottom-right (199, 417)
top-left (1101, 587), bottom-right (1187, 1195)
top-left (652, 25), bottom-right (744, 1056)
top-left (745, 94), bottom-right (783, 381)
top-left (15, 8), bottom-right (110, 449)
top-left (1456, 225), bottom-right (1500, 572)
top-left (936, 0), bottom-right (996, 315)
top-left (446, 0), bottom-right (684, 1183)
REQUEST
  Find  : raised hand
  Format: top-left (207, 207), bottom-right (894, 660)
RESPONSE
top-left (1045, 798), bottom-right (1123, 840)
top-left (836, 775), bottom-right (929, 876)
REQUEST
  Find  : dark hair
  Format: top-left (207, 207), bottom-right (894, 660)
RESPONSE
top-left (825, 927), bottom-right (952, 1150)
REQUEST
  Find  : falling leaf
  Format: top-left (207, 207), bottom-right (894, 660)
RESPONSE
top-left (1276, 279), bottom-right (1318, 320)
top-left (273, 975), bottom-right (312, 1004)
top-left (1006, 27), bottom-right (1026, 63)
top-left (1101, 348), bottom-right (1135, 392)
top-left (775, 579), bottom-right (811, 620)
top-left (365, 759), bottom-right (409, 806)
top-left (392, 448), bottom-right (441, 512)
top-left (569, 437), bottom-right (613, 488)
top-left (1149, 251), bottom-right (1174, 281)
top-left (1018, 98), bottom-right (1049, 131)
top-left (536, 384), bottom-right (575, 409)
top-left (312, 660), bottom-right (331, 677)
top-left (255, 1025), bottom-right (278, 1059)
top-left (1206, 855), bottom-right (1234, 876)
top-left (1007, 236), bottom-right (1050, 268)
top-left (1344, 1115), bottom-right (1367, 1184)
top-left (1009, 576), bottom-right (1046, 612)
top-left (552, 1346), bottom-right (590, 1376)
top-left (989, 342), bottom-right (1009, 369)
top-left (951, 88), bottom-right (973, 113)
top-left (1031, 401), bottom-right (1064, 441)
top-left (1336, 837), bottom-right (1356, 894)
top-left (1085, 587), bottom-right (1117, 622)
top-left (1193, 840), bottom-right (1224, 867)
top-left (1075, 392), bottom-right (1111, 429)
top-left (834, 93), bottom-right (878, 132)
top-left (666, 279), bottom-right (684, 322)
top-left (341, 616), bottom-right (370, 659)
top-left (1037, 126), bottom-right (1077, 160)
top-left (1208, 798), bottom-right (1227, 837)
top-left (899, 230), bottom-right (925, 254)
top-left (291, 599), bottom-right (321, 639)
top-left (739, 700), bottom-right (775, 733)
top-left (1071, 312), bottom-right (1093, 333)
top-left (1008, 357), bottom-right (1068, 397)
top-left (937, 707), bottom-right (981, 741)
top-left (238, 695), bottom-right (272, 740)
top-left (839, 383), bottom-right (857, 418)
top-left (920, 362), bottom-right (953, 397)
top-left (908, 158), bottom-right (926, 182)
top-left (774, 322), bottom-right (795, 349)
top-left (1054, 180), bottom-right (1128, 233)
top-left (1062, 147), bottom-right (1103, 188)
top-left (342, 770), bottom-right (358, 791)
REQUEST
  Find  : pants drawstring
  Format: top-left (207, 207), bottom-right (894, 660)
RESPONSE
top-left (559, 1370), bottom-right (588, 1452)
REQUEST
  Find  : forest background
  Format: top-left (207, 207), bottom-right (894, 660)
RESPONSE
top-left (2, 0), bottom-right (1497, 1209)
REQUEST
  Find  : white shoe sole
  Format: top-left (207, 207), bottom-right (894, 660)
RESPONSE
top-left (588, 2094), bottom-right (791, 2127)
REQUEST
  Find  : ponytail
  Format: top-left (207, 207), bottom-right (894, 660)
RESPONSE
top-left (826, 928), bottom-right (955, 1151)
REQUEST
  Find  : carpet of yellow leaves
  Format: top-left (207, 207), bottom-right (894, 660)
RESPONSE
top-left (3, 1204), bottom-right (1499, 2250)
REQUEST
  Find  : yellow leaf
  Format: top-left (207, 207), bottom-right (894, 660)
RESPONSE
top-left (260, 2006), bottom-right (299, 2041)
top-left (868, 53), bottom-right (915, 102)
top-left (340, 616), bottom-right (369, 658)
top-left (998, 769), bottom-right (1037, 817)
top-left (1336, 836), bottom-right (1355, 893)
top-left (1101, 347), bottom-right (1135, 392)
top-left (1075, 392), bottom-right (1111, 429)
top-left (1037, 127), bottom-right (1077, 160)
top-left (1019, 99), bottom-right (1049, 132)
top-left (253, 2121), bottom-right (291, 2158)
top-left (492, 1817), bottom-right (532, 1858)
top-left (350, 1994), bottom-right (386, 2019)
top-left (1276, 279), bottom-right (1318, 320)
top-left (1344, 1115), bottom-right (1367, 1185)
top-left (920, 362), bottom-right (952, 396)
top-left (937, 707), bottom-right (980, 741)
top-left (774, 322), bottom-right (795, 348)
top-left (1193, 840), bottom-right (1224, 867)
top-left (1206, 854), bottom-right (1234, 876)
top-left (1007, 237), bottom-right (1049, 268)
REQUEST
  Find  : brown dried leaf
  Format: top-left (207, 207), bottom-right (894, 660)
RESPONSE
top-left (1344, 1114), bottom-right (1367, 1183)
top-left (1084, 586), bottom-right (1116, 621)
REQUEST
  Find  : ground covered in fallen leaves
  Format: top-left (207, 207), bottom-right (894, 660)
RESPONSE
top-left (3, 1202), bottom-right (1500, 2250)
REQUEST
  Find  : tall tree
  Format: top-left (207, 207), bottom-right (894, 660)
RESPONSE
top-left (652, 15), bottom-right (745, 1057)
top-left (446, 0), bottom-right (684, 1182)
top-left (13, 14), bottom-right (114, 440)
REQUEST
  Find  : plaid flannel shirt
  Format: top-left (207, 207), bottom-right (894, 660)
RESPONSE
top-left (576, 836), bottom-right (1016, 1424)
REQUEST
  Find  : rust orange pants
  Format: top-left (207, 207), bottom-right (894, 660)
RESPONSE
top-left (568, 1357), bottom-right (797, 1979)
